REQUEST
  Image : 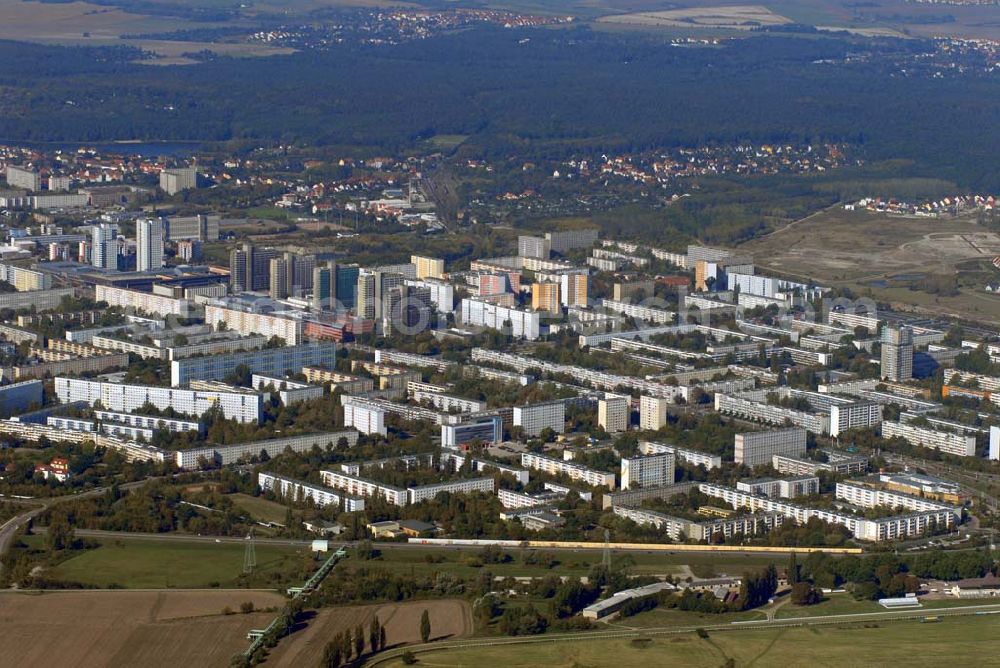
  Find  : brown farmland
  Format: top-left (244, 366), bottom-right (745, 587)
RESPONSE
top-left (266, 599), bottom-right (473, 666)
top-left (0, 589), bottom-right (286, 668)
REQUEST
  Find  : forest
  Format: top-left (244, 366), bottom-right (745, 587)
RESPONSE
top-left (1, 27), bottom-right (999, 189)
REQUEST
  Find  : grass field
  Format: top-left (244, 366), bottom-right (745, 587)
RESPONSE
top-left (380, 615), bottom-right (1000, 667)
top-left (41, 537), bottom-right (308, 589)
top-left (775, 593), bottom-right (999, 619)
top-left (229, 493), bottom-right (291, 526)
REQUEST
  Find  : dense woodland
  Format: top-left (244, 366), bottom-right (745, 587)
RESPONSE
top-left (1, 29), bottom-right (999, 188)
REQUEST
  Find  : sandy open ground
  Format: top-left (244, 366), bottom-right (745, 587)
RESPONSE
top-left (597, 6), bottom-right (792, 30)
top-left (0, 589), bottom-right (287, 667)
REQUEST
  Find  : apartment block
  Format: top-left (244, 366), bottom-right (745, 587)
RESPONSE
top-left (698, 483), bottom-right (955, 542)
top-left (259, 472), bottom-right (365, 511)
top-left (411, 255), bottom-right (445, 280)
top-left (521, 452), bottom-right (615, 489)
top-left (736, 475), bottom-right (819, 499)
top-left (55, 377), bottom-right (262, 424)
top-left (518, 235), bottom-right (551, 259)
top-left (735, 428), bottom-right (807, 467)
top-left (621, 452), bottom-right (675, 490)
top-left (531, 282), bottom-right (561, 314)
top-left (835, 481), bottom-right (959, 517)
top-left (881, 420), bottom-right (976, 457)
top-left (513, 401), bottom-right (565, 436)
top-left (343, 401), bottom-right (387, 436)
top-left (460, 299), bottom-right (541, 340)
top-left (441, 416), bottom-right (503, 448)
top-left (638, 441), bottom-right (722, 470)
top-left (204, 304), bottom-right (303, 346)
top-left (302, 368), bottom-right (375, 394)
top-left (639, 395), bottom-right (670, 431)
top-left (170, 343), bottom-right (336, 387)
top-left (94, 285), bottom-right (189, 318)
top-left (598, 395), bottom-right (630, 433)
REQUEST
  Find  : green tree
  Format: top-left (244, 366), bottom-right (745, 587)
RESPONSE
top-left (420, 609), bottom-right (431, 643)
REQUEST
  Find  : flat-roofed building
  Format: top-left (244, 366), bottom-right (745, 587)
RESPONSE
top-left (734, 428), bottom-right (807, 467)
top-left (598, 395), bottom-right (630, 433)
top-left (639, 395), bottom-right (670, 431)
top-left (513, 401), bottom-right (565, 437)
top-left (621, 451), bottom-right (675, 490)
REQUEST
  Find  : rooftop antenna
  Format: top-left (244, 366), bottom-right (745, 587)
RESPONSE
top-left (243, 528), bottom-right (257, 574)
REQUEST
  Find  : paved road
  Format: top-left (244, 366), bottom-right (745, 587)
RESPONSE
top-left (27, 528), bottom-right (848, 560)
top-left (0, 479), bottom-right (159, 576)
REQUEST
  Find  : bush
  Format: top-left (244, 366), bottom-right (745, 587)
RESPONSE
top-left (401, 649), bottom-right (418, 665)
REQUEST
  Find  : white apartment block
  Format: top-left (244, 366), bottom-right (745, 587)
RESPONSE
top-left (521, 452), bottom-right (615, 489)
top-left (772, 452), bottom-right (868, 476)
top-left (320, 468), bottom-right (493, 506)
top-left (835, 482), bottom-right (960, 518)
top-left (259, 472), bottom-right (366, 512)
top-left (828, 310), bottom-right (880, 333)
top-left (341, 394), bottom-right (445, 425)
top-left (47, 416), bottom-right (97, 432)
top-left (600, 299), bottom-right (674, 324)
top-left (205, 304), bottom-right (303, 345)
top-left (639, 441), bottom-right (722, 470)
top-left (698, 483), bottom-right (955, 542)
top-left (406, 278), bottom-right (454, 313)
top-left (55, 377), bottom-right (262, 424)
top-left (320, 469), bottom-right (408, 506)
top-left (598, 395), bottom-right (630, 433)
top-left (174, 432), bottom-right (357, 469)
top-left (94, 410), bottom-right (201, 434)
top-left (441, 417), bottom-right (504, 448)
top-left (374, 349), bottom-right (456, 373)
top-left (621, 452), bottom-right (675, 490)
top-left (513, 401), bottom-right (565, 436)
top-left (411, 390), bottom-right (486, 413)
top-left (497, 488), bottom-right (555, 510)
top-left (717, 388), bottom-right (880, 437)
top-left (440, 451), bottom-right (529, 485)
top-left (344, 401), bottom-right (387, 436)
top-left (471, 348), bottom-right (684, 401)
top-left (736, 475), bottom-right (819, 499)
top-left (406, 477), bottom-right (495, 504)
top-left (639, 395), bottom-right (670, 430)
top-left (460, 298), bottom-right (541, 340)
top-left (612, 506), bottom-right (784, 542)
top-left (251, 374), bottom-right (324, 405)
top-left (96, 285), bottom-right (192, 318)
top-left (881, 421), bottom-right (976, 457)
top-left (734, 428), bottom-right (807, 467)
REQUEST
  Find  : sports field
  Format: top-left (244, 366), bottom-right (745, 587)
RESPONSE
top-left (380, 614), bottom-right (1000, 667)
top-left (41, 537), bottom-right (307, 589)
